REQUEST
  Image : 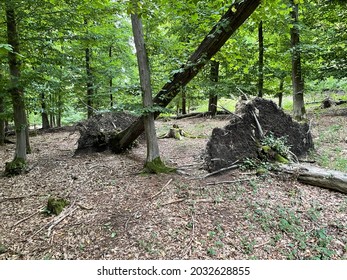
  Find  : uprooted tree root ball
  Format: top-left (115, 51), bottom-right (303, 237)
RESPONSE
top-left (205, 97), bottom-right (314, 172)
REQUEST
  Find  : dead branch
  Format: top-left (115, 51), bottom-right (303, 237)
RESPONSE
top-left (252, 110), bottom-right (264, 138)
top-left (150, 178), bottom-right (173, 200)
top-left (161, 198), bottom-right (186, 207)
top-left (203, 161), bottom-right (240, 178)
top-left (181, 212), bottom-right (196, 258)
top-left (47, 206), bottom-right (78, 237)
top-left (11, 210), bottom-right (42, 228)
top-left (206, 178), bottom-right (252, 185)
top-left (28, 200), bottom-right (77, 240)
top-left (279, 163), bottom-right (347, 194)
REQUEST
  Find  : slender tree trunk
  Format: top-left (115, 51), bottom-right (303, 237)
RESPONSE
top-left (181, 86), bottom-right (187, 115)
top-left (208, 60), bottom-right (219, 116)
top-left (57, 92), bottom-right (62, 127)
top-left (258, 20), bottom-right (264, 98)
top-left (131, 8), bottom-right (171, 173)
top-left (85, 47), bottom-right (94, 118)
top-left (290, 0), bottom-right (305, 120)
top-left (109, 0), bottom-right (261, 153)
top-left (0, 94), bottom-right (5, 146)
top-left (41, 92), bottom-right (50, 129)
top-left (278, 78), bottom-right (284, 108)
top-left (5, 1), bottom-right (28, 174)
top-left (109, 46), bottom-right (114, 108)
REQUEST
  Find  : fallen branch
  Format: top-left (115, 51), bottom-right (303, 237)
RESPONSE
top-left (11, 210), bottom-right (41, 228)
top-left (150, 178), bottom-right (173, 200)
top-left (47, 206), bottom-right (78, 237)
top-left (206, 178), bottom-right (252, 186)
top-left (181, 212), bottom-right (196, 258)
top-left (203, 161), bottom-right (240, 178)
top-left (279, 163), bottom-right (347, 194)
top-left (28, 200), bottom-right (77, 240)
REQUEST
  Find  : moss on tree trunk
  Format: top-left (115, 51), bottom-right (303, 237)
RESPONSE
top-left (4, 157), bottom-right (27, 176)
top-left (143, 157), bottom-right (176, 174)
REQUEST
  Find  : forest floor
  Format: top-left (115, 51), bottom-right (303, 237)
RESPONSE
top-left (0, 107), bottom-right (347, 260)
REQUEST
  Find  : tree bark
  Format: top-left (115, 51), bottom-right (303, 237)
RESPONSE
top-left (280, 163), bottom-right (347, 194)
top-left (5, 1), bottom-right (28, 162)
top-left (85, 47), bottom-right (94, 119)
top-left (258, 20), bottom-right (264, 98)
top-left (208, 60), bottom-right (219, 116)
top-left (278, 78), bottom-right (284, 108)
top-left (290, 0), bottom-right (306, 120)
top-left (131, 6), bottom-right (168, 172)
top-left (181, 86), bottom-right (187, 115)
top-left (109, 46), bottom-right (114, 108)
top-left (0, 94), bottom-right (5, 146)
top-left (109, 0), bottom-right (261, 153)
top-left (41, 92), bottom-right (50, 129)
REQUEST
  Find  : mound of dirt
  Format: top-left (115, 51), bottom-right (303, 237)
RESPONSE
top-left (75, 111), bottom-right (138, 154)
top-left (205, 97), bottom-right (314, 171)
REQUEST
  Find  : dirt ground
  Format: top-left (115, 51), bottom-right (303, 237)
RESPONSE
top-left (0, 111), bottom-right (346, 260)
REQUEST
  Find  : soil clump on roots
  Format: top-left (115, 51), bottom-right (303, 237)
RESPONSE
top-left (75, 111), bottom-right (138, 154)
top-left (205, 97), bottom-right (314, 171)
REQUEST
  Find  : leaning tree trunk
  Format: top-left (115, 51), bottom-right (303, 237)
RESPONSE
top-left (5, 1), bottom-right (28, 175)
top-left (290, 0), bottom-right (306, 121)
top-left (258, 20), bottom-right (264, 98)
top-left (208, 60), bottom-right (219, 116)
top-left (109, 0), bottom-right (261, 153)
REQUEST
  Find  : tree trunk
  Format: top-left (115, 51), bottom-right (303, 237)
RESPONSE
top-left (290, 0), bottom-right (306, 120)
top-left (130, 5), bottom-right (172, 173)
top-left (109, 0), bottom-right (261, 153)
top-left (280, 163), bottom-right (347, 194)
top-left (278, 78), bottom-right (284, 108)
top-left (57, 92), bottom-right (62, 127)
top-left (0, 94), bottom-right (5, 146)
top-left (5, 1), bottom-right (28, 174)
top-left (85, 47), bottom-right (94, 119)
top-left (41, 92), bottom-right (50, 129)
top-left (109, 46), bottom-right (114, 108)
top-left (258, 20), bottom-right (264, 98)
top-left (208, 60), bottom-right (219, 116)
top-left (181, 86), bottom-right (187, 115)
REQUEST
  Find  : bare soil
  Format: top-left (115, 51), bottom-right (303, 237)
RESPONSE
top-left (0, 113), bottom-right (346, 260)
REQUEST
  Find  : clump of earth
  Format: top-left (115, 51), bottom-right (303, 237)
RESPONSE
top-left (205, 97), bottom-right (314, 171)
top-left (75, 111), bottom-right (138, 154)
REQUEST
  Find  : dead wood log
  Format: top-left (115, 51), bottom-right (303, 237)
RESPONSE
top-left (279, 163), bottom-right (347, 194)
top-left (109, 0), bottom-right (261, 153)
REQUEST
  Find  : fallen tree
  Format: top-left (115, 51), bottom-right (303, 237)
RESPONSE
top-left (279, 163), bottom-right (347, 194)
top-left (109, 0), bottom-right (261, 153)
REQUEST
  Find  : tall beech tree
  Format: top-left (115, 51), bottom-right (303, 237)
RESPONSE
top-left (5, 0), bottom-right (29, 175)
top-left (130, 1), bottom-right (173, 173)
top-left (290, 0), bottom-right (306, 120)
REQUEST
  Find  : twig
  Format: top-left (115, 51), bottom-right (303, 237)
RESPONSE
top-left (28, 200), bottom-right (77, 240)
top-left (47, 206), bottom-right (78, 237)
top-left (254, 240), bottom-right (270, 248)
top-left (0, 194), bottom-right (41, 204)
top-left (161, 198), bottom-right (186, 206)
top-left (11, 210), bottom-right (41, 228)
top-left (150, 179), bottom-right (173, 200)
top-left (206, 178), bottom-right (252, 185)
top-left (203, 161), bottom-right (239, 178)
top-left (181, 212), bottom-right (196, 258)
